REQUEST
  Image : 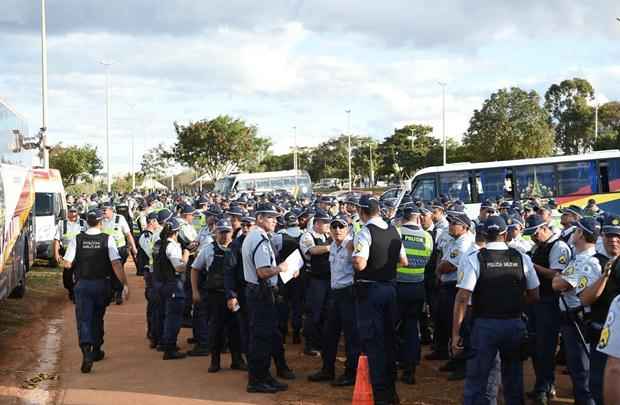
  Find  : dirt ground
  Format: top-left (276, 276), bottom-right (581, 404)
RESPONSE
top-left (0, 261), bottom-right (579, 405)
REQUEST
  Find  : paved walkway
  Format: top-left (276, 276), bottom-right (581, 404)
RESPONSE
top-left (57, 262), bottom-right (274, 405)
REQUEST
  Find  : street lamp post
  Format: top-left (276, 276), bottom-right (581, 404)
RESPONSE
top-left (345, 109), bottom-right (352, 191)
top-left (40, 0), bottom-right (49, 168)
top-left (100, 61), bottom-right (113, 193)
top-left (369, 142), bottom-right (374, 190)
top-left (409, 128), bottom-right (415, 150)
top-left (594, 103), bottom-right (599, 141)
top-left (438, 82), bottom-right (447, 165)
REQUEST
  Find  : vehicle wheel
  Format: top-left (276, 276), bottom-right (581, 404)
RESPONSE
top-left (9, 272), bottom-right (26, 299)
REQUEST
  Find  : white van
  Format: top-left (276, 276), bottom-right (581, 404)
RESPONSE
top-left (31, 169), bottom-right (67, 262)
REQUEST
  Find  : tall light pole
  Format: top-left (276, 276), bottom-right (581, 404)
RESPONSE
top-left (292, 126), bottom-right (298, 171)
top-left (40, 0), bottom-right (49, 168)
top-left (594, 102), bottom-right (599, 141)
top-left (345, 109), bottom-right (352, 191)
top-left (100, 61), bottom-right (113, 193)
top-left (438, 82), bottom-right (447, 165)
top-left (409, 128), bottom-right (415, 150)
top-left (369, 142), bottom-right (374, 189)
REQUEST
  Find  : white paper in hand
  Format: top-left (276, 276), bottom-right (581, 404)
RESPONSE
top-left (280, 249), bottom-right (304, 284)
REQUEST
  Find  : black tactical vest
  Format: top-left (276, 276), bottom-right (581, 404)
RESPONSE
top-left (310, 234), bottom-right (331, 279)
top-left (136, 230), bottom-right (152, 274)
top-left (206, 242), bottom-right (227, 291)
top-left (277, 233), bottom-right (301, 265)
top-left (153, 240), bottom-right (177, 283)
top-left (355, 223), bottom-right (401, 282)
top-left (592, 253), bottom-right (620, 324)
top-left (473, 248), bottom-right (526, 319)
top-left (530, 238), bottom-right (559, 297)
top-left (73, 233), bottom-right (112, 280)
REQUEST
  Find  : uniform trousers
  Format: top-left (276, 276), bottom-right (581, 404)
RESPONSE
top-left (246, 283), bottom-right (283, 382)
top-left (207, 290), bottom-right (240, 355)
top-left (74, 279), bottom-right (110, 348)
top-left (529, 297), bottom-right (561, 394)
top-left (463, 318), bottom-right (526, 405)
top-left (560, 318), bottom-right (595, 405)
top-left (355, 281), bottom-right (398, 403)
top-left (321, 285), bottom-right (360, 376)
top-left (192, 289), bottom-right (210, 347)
top-left (436, 281), bottom-right (457, 356)
top-left (160, 278), bottom-right (185, 348)
top-left (396, 282), bottom-right (425, 365)
top-left (303, 277), bottom-right (330, 349)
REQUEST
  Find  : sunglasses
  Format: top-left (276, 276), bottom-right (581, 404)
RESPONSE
top-left (331, 223), bottom-right (347, 229)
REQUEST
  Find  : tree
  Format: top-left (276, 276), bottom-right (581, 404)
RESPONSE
top-left (172, 115), bottom-right (271, 181)
top-left (463, 87), bottom-right (555, 162)
top-left (376, 124), bottom-right (438, 180)
top-left (544, 78), bottom-right (595, 154)
top-left (49, 143), bottom-right (103, 185)
top-left (594, 101), bottom-right (620, 150)
top-left (140, 144), bottom-right (175, 180)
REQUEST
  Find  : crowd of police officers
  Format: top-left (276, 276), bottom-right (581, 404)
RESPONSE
top-left (54, 189), bottom-right (620, 405)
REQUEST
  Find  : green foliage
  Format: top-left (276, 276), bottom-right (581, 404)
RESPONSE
top-left (49, 143), bottom-right (103, 185)
top-left (377, 124), bottom-right (437, 180)
top-left (65, 182), bottom-right (97, 195)
top-left (172, 115), bottom-right (271, 181)
top-left (140, 144), bottom-right (174, 180)
top-left (544, 78), bottom-right (595, 154)
top-left (464, 87), bottom-right (555, 161)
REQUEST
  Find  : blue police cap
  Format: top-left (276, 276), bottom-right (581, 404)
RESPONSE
top-left (255, 202), bottom-right (280, 217)
top-left (603, 215), bottom-right (620, 235)
top-left (506, 214), bottom-right (524, 228)
top-left (226, 206), bottom-right (244, 217)
top-left (215, 219), bottom-right (233, 232)
top-left (358, 195), bottom-right (380, 211)
top-left (157, 209), bottom-right (173, 224)
top-left (314, 208), bottom-right (331, 222)
top-left (87, 209), bottom-right (104, 221)
top-left (576, 217), bottom-right (601, 236)
top-left (167, 217), bottom-right (182, 232)
top-left (523, 214), bottom-right (546, 236)
top-left (146, 212), bottom-right (158, 222)
top-left (559, 205), bottom-right (584, 218)
top-left (403, 205), bottom-right (420, 217)
top-left (179, 204), bottom-right (197, 215)
top-left (447, 211), bottom-right (471, 228)
top-left (206, 205), bottom-right (223, 217)
top-left (484, 215), bottom-right (507, 234)
top-left (330, 214), bottom-right (349, 227)
top-left (284, 212), bottom-right (298, 227)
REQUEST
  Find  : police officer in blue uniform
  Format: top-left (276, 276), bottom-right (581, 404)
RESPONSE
top-left (352, 195), bottom-right (407, 405)
top-left (396, 205), bottom-right (433, 384)
top-left (153, 217), bottom-right (191, 360)
top-left (137, 212), bottom-right (160, 348)
top-left (62, 209), bottom-right (130, 373)
top-left (308, 214), bottom-right (360, 387)
top-left (453, 215), bottom-right (540, 405)
top-left (242, 203), bottom-right (291, 393)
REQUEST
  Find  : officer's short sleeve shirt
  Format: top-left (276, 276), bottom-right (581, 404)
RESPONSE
top-left (457, 242), bottom-right (539, 292)
top-left (63, 228), bottom-right (121, 263)
top-left (548, 237), bottom-right (572, 270)
top-left (192, 243), bottom-right (215, 272)
top-left (598, 295), bottom-right (620, 357)
top-left (440, 232), bottom-right (474, 282)
top-left (138, 232), bottom-right (154, 259)
top-left (352, 216), bottom-right (406, 260)
top-left (300, 231), bottom-right (316, 257)
top-left (117, 215), bottom-right (131, 234)
top-left (242, 227), bottom-right (277, 286)
top-left (271, 233), bottom-right (284, 256)
top-left (166, 239), bottom-right (184, 269)
top-left (559, 247), bottom-right (601, 311)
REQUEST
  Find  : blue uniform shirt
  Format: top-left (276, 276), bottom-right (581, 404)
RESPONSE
top-left (329, 235), bottom-right (354, 290)
top-left (241, 226), bottom-right (278, 286)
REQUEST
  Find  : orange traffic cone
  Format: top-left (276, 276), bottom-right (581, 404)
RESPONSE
top-left (352, 354), bottom-right (373, 405)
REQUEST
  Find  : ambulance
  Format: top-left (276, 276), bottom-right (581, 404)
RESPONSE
top-left (31, 168), bottom-right (67, 263)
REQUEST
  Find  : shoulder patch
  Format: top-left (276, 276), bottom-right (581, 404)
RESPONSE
top-left (457, 270), bottom-right (464, 283)
top-left (563, 265), bottom-right (575, 276)
top-left (578, 275), bottom-right (588, 289)
top-left (559, 255), bottom-right (568, 265)
top-left (450, 249), bottom-right (460, 259)
top-left (598, 326), bottom-right (610, 350)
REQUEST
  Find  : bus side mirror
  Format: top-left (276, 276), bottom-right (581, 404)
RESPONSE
top-left (58, 208), bottom-right (66, 220)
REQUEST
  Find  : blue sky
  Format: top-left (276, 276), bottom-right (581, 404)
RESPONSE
top-left (1, 1), bottom-right (620, 175)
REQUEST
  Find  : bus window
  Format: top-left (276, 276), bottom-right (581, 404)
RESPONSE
top-left (237, 179), bottom-right (255, 191)
top-left (271, 177), bottom-right (285, 188)
top-left (476, 168), bottom-right (512, 202)
top-left (255, 179), bottom-right (270, 189)
top-left (607, 159), bottom-right (620, 192)
top-left (515, 164), bottom-right (555, 199)
top-left (439, 172), bottom-right (471, 203)
top-left (556, 161), bottom-right (597, 196)
top-left (411, 177), bottom-right (436, 201)
top-left (35, 193), bottom-right (54, 216)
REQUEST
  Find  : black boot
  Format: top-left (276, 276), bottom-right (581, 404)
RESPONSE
top-left (80, 344), bottom-right (94, 373)
top-left (231, 352), bottom-right (248, 370)
top-left (208, 352), bottom-right (221, 373)
top-left (292, 331), bottom-right (301, 345)
top-left (163, 346), bottom-right (186, 360)
top-left (92, 346), bottom-right (105, 362)
top-left (187, 345), bottom-right (210, 357)
top-left (401, 363), bottom-right (415, 385)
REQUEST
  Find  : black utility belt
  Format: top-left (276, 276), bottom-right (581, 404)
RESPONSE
top-left (472, 314), bottom-right (522, 321)
top-left (308, 272), bottom-right (331, 280)
top-left (207, 288), bottom-right (226, 293)
top-left (440, 281), bottom-right (458, 288)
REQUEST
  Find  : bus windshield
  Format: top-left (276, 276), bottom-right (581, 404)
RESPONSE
top-left (214, 177), bottom-right (235, 194)
top-left (35, 192), bottom-right (54, 216)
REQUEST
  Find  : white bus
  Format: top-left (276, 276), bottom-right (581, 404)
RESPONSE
top-left (404, 150), bottom-right (620, 218)
top-left (213, 170), bottom-right (312, 196)
top-left (31, 168), bottom-right (67, 262)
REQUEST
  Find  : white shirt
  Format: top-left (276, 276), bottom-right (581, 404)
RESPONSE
top-left (440, 231), bottom-right (475, 283)
top-left (457, 241), bottom-right (540, 292)
top-left (101, 214), bottom-right (131, 235)
top-left (597, 295), bottom-right (620, 358)
top-left (508, 236), bottom-right (534, 255)
top-left (300, 229), bottom-right (330, 260)
top-left (559, 246), bottom-right (601, 311)
top-left (166, 238), bottom-right (185, 269)
top-left (63, 228), bottom-right (121, 263)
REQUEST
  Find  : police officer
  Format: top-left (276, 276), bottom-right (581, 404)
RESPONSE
top-left (178, 204), bottom-right (200, 329)
top-left (581, 215), bottom-right (620, 404)
top-left (62, 209), bottom-right (130, 373)
top-left (153, 217), bottom-right (191, 360)
top-left (597, 295), bottom-right (620, 403)
top-left (191, 219), bottom-right (245, 372)
top-left (428, 209), bottom-right (473, 361)
top-left (552, 217), bottom-right (602, 405)
top-left (352, 195), bottom-right (407, 405)
top-left (523, 214), bottom-right (572, 404)
top-left (299, 208), bottom-right (332, 356)
top-left (226, 206), bottom-right (244, 239)
top-left (242, 202), bottom-right (290, 393)
top-left (453, 215), bottom-right (539, 405)
top-left (308, 214), bottom-right (360, 387)
top-left (54, 206), bottom-right (86, 301)
top-left (395, 205), bottom-right (433, 384)
top-left (137, 212), bottom-right (160, 348)
top-left (101, 202), bottom-right (138, 305)
top-left (345, 196), bottom-right (362, 235)
top-left (559, 205), bottom-right (584, 247)
top-left (506, 214), bottom-right (534, 254)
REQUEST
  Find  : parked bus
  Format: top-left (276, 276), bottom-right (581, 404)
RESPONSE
top-left (31, 168), bottom-right (67, 262)
top-left (405, 150), bottom-right (620, 218)
top-left (0, 98), bottom-right (38, 300)
top-left (212, 170), bottom-right (312, 197)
